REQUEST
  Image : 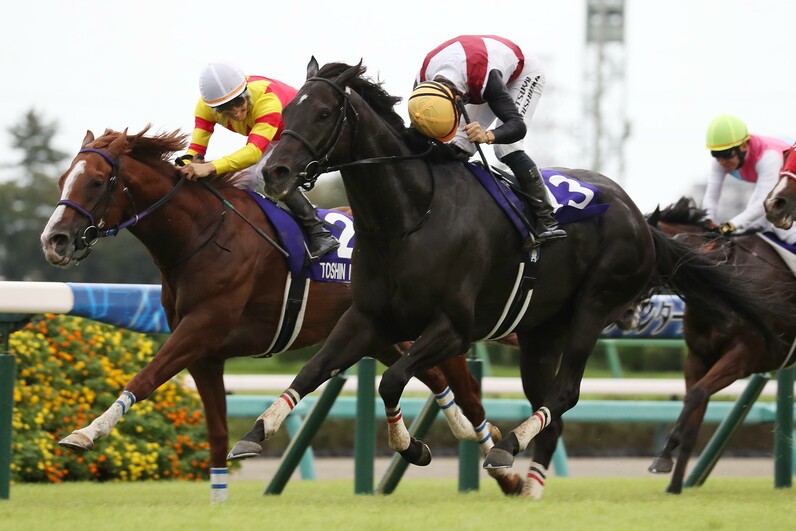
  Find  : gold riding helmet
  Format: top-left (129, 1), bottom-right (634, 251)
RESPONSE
top-left (408, 80), bottom-right (460, 142)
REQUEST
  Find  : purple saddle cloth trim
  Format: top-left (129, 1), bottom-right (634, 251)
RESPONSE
top-left (465, 163), bottom-right (610, 237)
top-left (244, 190), bottom-right (352, 283)
top-left (761, 231), bottom-right (796, 254)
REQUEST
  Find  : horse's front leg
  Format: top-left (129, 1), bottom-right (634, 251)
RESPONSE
top-left (59, 319), bottom-right (218, 454)
top-left (380, 316), bottom-right (465, 466)
top-left (228, 308), bottom-right (384, 461)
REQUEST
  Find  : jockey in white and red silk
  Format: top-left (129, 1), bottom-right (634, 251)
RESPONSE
top-left (703, 114), bottom-right (792, 240)
top-left (780, 143), bottom-right (796, 180)
top-left (176, 62), bottom-right (338, 261)
top-left (409, 35), bottom-right (566, 245)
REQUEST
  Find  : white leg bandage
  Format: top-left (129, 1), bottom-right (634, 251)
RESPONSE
top-left (513, 407), bottom-right (551, 451)
top-left (80, 390), bottom-right (136, 442)
top-left (435, 388), bottom-right (477, 441)
top-left (210, 467), bottom-right (229, 504)
top-left (386, 405), bottom-right (411, 452)
top-left (259, 389), bottom-right (300, 439)
top-left (521, 462), bottom-right (548, 500)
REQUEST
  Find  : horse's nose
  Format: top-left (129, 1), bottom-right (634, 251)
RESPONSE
top-left (262, 164), bottom-right (291, 182)
top-left (44, 232), bottom-right (72, 255)
top-left (765, 196), bottom-right (786, 221)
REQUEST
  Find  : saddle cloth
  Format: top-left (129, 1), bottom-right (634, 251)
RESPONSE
top-left (464, 163), bottom-right (610, 241)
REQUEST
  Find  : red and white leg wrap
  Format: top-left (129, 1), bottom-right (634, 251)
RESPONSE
top-left (258, 388), bottom-right (300, 439)
top-left (521, 462), bottom-right (547, 500)
top-left (386, 405), bottom-right (411, 452)
top-left (513, 407), bottom-right (551, 451)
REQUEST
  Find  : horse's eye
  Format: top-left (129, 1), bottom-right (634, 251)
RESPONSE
top-left (319, 110), bottom-right (331, 120)
top-left (89, 179), bottom-right (105, 189)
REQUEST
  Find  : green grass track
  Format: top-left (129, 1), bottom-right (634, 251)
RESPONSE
top-left (2, 477), bottom-right (794, 530)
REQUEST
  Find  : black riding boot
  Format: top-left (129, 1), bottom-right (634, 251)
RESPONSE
top-left (283, 189), bottom-right (339, 261)
top-left (501, 151), bottom-right (567, 245)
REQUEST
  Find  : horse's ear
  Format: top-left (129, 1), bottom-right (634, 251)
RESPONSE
top-left (647, 206), bottom-right (661, 226)
top-left (108, 128), bottom-right (128, 157)
top-left (336, 60), bottom-right (364, 88)
top-left (82, 130), bottom-right (95, 148)
top-left (306, 56), bottom-right (319, 80)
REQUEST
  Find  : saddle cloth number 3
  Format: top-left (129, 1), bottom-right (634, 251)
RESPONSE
top-left (546, 173), bottom-right (595, 211)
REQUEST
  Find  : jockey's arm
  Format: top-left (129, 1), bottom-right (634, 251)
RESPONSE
top-left (482, 70), bottom-right (526, 144)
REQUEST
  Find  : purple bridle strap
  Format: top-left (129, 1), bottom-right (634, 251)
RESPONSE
top-left (56, 199), bottom-right (97, 224)
top-left (54, 148), bottom-right (118, 224)
top-left (78, 148), bottom-right (116, 168)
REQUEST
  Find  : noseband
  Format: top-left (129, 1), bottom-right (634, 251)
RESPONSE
top-left (57, 147), bottom-right (186, 262)
top-left (280, 77), bottom-right (358, 188)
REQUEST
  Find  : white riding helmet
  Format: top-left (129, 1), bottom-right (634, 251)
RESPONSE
top-left (199, 62), bottom-right (247, 107)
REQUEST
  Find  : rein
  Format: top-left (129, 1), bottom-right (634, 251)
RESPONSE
top-left (200, 181), bottom-right (288, 257)
top-left (667, 220), bottom-right (791, 271)
top-left (455, 100), bottom-right (534, 236)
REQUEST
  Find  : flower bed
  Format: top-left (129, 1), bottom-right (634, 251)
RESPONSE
top-left (10, 314), bottom-right (209, 482)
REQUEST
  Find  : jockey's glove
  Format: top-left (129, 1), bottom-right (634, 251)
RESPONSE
top-left (718, 222), bottom-right (736, 235)
top-left (174, 154), bottom-right (194, 167)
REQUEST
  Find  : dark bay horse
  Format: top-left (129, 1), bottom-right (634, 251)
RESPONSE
top-left (764, 142), bottom-right (796, 227)
top-left (39, 127), bottom-right (523, 494)
top-left (229, 59), bottom-right (783, 499)
top-left (646, 197), bottom-right (796, 493)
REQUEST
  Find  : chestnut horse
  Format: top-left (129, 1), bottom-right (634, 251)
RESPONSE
top-left (39, 128), bottom-right (522, 495)
top-left (646, 197), bottom-right (796, 493)
top-left (229, 59), bottom-right (783, 499)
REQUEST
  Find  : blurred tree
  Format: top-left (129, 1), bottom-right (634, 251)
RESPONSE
top-left (0, 110), bottom-right (160, 283)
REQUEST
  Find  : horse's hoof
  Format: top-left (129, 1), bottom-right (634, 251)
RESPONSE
top-left (498, 474), bottom-right (524, 496)
top-left (58, 431), bottom-right (94, 455)
top-left (648, 457), bottom-right (673, 474)
top-left (665, 484), bottom-right (683, 495)
top-left (483, 447), bottom-right (514, 469)
top-left (227, 440), bottom-right (263, 461)
top-left (398, 437), bottom-right (432, 466)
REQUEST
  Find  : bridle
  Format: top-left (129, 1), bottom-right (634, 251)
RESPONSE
top-left (281, 76), bottom-right (434, 190)
top-left (279, 76), bottom-right (436, 238)
top-left (280, 77), bottom-right (358, 188)
top-left (57, 147), bottom-right (186, 262)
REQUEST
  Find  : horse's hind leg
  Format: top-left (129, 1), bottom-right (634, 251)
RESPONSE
top-left (657, 343), bottom-right (756, 494)
top-left (484, 302), bottom-right (609, 470)
top-left (511, 326), bottom-right (566, 499)
top-left (228, 308), bottom-right (384, 461)
top-left (649, 353), bottom-right (709, 476)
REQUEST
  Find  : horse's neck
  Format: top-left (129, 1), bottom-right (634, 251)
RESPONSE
top-left (341, 102), bottom-right (434, 233)
top-left (121, 158), bottom-right (213, 266)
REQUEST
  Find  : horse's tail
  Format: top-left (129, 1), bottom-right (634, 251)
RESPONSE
top-left (648, 226), bottom-right (783, 348)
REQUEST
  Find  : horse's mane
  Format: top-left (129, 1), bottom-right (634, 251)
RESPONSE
top-left (656, 196), bottom-right (709, 226)
top-left (316, 62), bottom-right (406, 134)
top-left (93, 126), bottom-right (187, 162)
top-left (92, 127), bottom-right (245, 186)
